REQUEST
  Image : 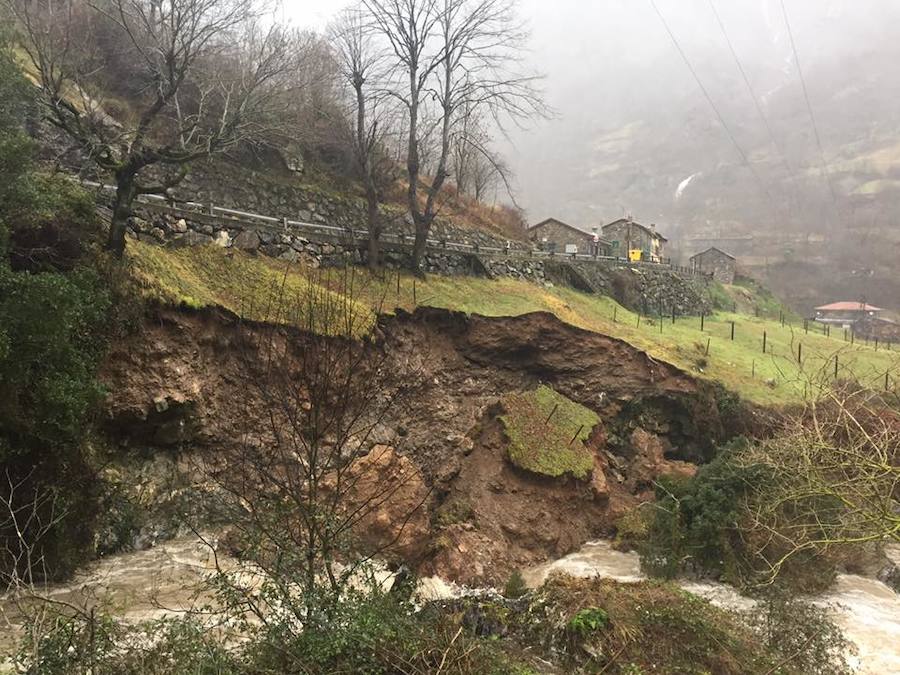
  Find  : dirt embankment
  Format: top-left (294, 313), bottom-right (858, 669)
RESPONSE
top-left (100, 306), bottom-right (746, 586)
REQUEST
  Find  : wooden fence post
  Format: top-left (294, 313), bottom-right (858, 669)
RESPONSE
top-left (730, 321), bottom-right (735, 341)
top-left (762, 331), bottom-right (767, 353)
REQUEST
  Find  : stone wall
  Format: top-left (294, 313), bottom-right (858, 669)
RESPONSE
top-left (561, 261), bottom-right (711, 315)
top-left (172, 161), bottom-right (529, 253)
top-left (125, 209), bottom-right (542, 279)
top-left (126, 206), bottom-right (707, 314)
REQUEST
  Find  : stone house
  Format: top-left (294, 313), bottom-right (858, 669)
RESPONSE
top-left (527, 217), bottom-right (611, 255)
top-left (813, 301), bottom-right (884, 328)
top-left (601, 219), bottom-right (667, 262)
top-left (689, 247), bottom-right (736, 284)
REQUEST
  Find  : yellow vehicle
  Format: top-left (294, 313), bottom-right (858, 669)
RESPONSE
top-left (628, 249), bottom-right (643, 262)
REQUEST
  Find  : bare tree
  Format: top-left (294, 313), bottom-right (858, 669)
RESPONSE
top-left (451, 108), bottom-right (509, 203)
top-left (741, 384), bottom-right (900, 583)
top-left (9, 0), bottom-right (294, 256)
top-left (330, 7), bottom-right (398, 270)
top-left (363, 0), bottom-right (544, 270)
top-left (193, 268), bottom-right (429, 631)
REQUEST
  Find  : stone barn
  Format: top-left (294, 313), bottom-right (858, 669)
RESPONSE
top-left (527, 218), bottom-right (611, 255)
top-left (689, 247), bottom-right (736, 284)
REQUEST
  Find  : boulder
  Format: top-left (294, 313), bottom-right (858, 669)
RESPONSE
top-left (232, 229), bottom-right (260, 251)
top-left (335, 445), bottom-right (430, 562)
top-left (213, 230), bottom-right (232, 247)
top-left (627, 427), bottom-right (696, 492)
top-left (170, 230), bottom-right (213, 247)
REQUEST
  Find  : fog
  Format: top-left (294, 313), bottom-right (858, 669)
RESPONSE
top-left (496, 0), bottom-right (900, 230)
top-left (285, 0), bottom-right (900, 251)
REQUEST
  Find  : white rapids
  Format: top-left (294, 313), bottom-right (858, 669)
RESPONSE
top-left (523, 540), bottom-right (900, 675)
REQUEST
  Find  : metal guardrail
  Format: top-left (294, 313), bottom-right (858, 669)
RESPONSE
top-left (83, 181), bottom-right (707, 276)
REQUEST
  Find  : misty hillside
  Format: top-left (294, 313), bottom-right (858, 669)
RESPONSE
top-left (504, 0), bottom-right (900, 310)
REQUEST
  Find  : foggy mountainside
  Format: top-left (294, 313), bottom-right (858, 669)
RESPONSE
top-left (502, 0), bottom-right (900, 309)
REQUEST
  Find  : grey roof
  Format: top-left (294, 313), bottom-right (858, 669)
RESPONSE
top-left (601, 218), bottom-right (668, 242)
top-left (690, 246), bottom-right (736, 261)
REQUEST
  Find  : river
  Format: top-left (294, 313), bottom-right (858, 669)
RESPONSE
top-left (2, 537), bottom-right (898, 673)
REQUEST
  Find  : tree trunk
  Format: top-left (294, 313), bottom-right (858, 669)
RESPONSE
top-left (411, 217), bottom-right (428, 273)
top-left (366, 193), bottom-right (380, 270)
top-left (107, 172), bottom-right (137, 258)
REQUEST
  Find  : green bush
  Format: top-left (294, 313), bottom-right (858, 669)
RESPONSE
top-left (705, 281), bottom-right (733, 311)
top-left (20, 613), bottom-right (239, 675)
top-left (741, 592), bottom-right (853, 675)
top-left (567, 607), bottom-right (609, 636)
top-left (504, 569), bottom-right (529, 599)
top-left (0, 52), bottom-right (112, 578)
top-left (638, 442), bottom-right (768, 582)
top-left (245, 592), bottom-right (530, 674)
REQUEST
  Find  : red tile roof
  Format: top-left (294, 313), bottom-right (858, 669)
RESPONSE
top-left (815, 302), bottom-right (883, 312)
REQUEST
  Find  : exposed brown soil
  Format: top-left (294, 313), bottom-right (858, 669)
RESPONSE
top-left (100, 306), bottom-right (738, 586)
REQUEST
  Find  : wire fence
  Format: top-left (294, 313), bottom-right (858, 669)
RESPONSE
top-left (618, 302), bottom-right (900, 398)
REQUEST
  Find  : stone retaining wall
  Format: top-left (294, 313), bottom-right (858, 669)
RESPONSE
top-left (126, 209), bottom-right (709, 314)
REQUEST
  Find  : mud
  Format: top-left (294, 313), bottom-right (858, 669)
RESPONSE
top-left (99, 306), bottom-right (743, 584)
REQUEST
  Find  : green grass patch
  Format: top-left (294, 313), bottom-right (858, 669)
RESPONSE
top-left (499, 385), bottom-right (598, 479)
top-left (127, 241), bottom-right (375, 336)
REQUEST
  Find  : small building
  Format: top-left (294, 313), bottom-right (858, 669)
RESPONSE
top-left (601, 218), bottom-right (667, 262)
top-left (689, 247), bottom-right (736, 284)
top-left (813, 301), bottom-right (884, 328)
top-left (527, 218), bottom-right (611, 255)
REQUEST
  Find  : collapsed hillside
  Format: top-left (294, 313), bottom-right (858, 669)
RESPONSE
top-left (100, 305), bottom-right (753, 584)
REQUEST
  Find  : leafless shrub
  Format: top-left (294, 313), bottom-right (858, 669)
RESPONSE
top-left (741, 383), bottom-right (900, 583)
top-left (192, 268), bottom-right (429, 630)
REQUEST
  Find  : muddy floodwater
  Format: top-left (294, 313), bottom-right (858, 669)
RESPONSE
top-left (2, 537), bottom-right (898, 674)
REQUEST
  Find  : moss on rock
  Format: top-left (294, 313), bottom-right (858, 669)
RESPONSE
top-left (499, 385), bottom-right (598, 479)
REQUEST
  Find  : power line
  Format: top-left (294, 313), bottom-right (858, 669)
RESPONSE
top-left (707, 2), bottom-right (800, 179)
top-left (648, 0), bottom-right (775, 207)
top-left (707, 0), bottom-right (806, 224)
top-left (779, 0), bottom-right (840, 210)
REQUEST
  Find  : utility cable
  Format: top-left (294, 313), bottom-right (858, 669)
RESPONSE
top-left (649, 0), bottom-right (776, 208)
top-left (708, 0), bottom-right (803, 222)
top-left (779, 0), bottom-right (840, 212)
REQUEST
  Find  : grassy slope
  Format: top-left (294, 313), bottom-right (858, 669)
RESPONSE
top-left (129, 241), bottom-right (900, 406)
top-left (500, 385), bottom-right (598, 479)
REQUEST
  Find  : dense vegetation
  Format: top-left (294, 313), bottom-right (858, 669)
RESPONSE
top-left (19, 573), bottom-right (853, 675)
top-left (0, 33), bottom-right (114, 580)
